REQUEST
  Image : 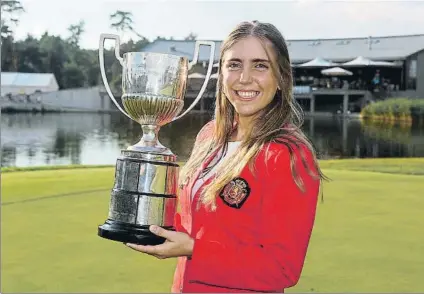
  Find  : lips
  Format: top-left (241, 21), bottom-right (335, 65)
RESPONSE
top-left (235, 90), bottom-right (260, 100)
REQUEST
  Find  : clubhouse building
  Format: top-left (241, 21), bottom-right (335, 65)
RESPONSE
top-left (141, 33), bottom-right (424, 115)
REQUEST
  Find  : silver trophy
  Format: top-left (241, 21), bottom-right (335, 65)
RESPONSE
top-left (97, 34), bottom-right (215, 245)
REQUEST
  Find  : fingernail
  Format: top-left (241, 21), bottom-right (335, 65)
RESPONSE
top-left (150, 225), bottom-right (157, 233)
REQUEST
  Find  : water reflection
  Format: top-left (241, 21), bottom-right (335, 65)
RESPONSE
top-left (1, 112), bottom-right (423, 168)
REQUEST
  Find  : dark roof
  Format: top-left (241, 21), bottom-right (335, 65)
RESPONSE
top-left (141, 34), bottom-right (424, 63)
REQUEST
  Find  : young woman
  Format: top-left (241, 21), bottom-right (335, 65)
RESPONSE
top-left (126, 20), bottom-right (326, 293)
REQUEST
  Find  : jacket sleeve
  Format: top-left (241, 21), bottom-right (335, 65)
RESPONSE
top-left (187, 144), bottom-right (321, 292)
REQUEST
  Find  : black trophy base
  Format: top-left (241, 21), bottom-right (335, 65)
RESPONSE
top-left (98, 219), bottom-right (174, 245)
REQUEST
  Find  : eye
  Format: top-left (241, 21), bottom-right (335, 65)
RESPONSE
top-left (255, 63), bottom-right (269, 70)
top-left (227, 62), bottom-right (241, 70)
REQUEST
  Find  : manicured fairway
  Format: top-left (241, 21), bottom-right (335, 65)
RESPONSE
top-left (2, 158), bottom-right (424, 292)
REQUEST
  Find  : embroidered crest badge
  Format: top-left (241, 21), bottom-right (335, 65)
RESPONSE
top-left (219, 177), bottom-right (251, 208)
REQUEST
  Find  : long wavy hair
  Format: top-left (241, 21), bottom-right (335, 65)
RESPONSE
top-left (179, 20), bottom-right (327, 210)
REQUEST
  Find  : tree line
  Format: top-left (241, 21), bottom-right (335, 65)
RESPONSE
top-left (1, 1), bottom-right (198, 91)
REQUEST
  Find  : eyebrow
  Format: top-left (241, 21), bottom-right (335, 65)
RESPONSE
top-left (226, 58), bottom-right (270, 63)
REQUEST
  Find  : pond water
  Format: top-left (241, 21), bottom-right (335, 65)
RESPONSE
top-left (1, 112), bottom-right (423, 168)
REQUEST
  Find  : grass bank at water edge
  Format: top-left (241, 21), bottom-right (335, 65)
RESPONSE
top-left (360, 97), bottom-right (424, 124)
top-left (3, 157), bottom-right (424, 175)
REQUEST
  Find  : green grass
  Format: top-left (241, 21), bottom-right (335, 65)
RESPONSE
top-left (319, 157), bottom-right (424, 175)
top-left (1, 167), bottom-right (177, 293)
top-left (1, 164), bottom-right (112, 173)
top-left (1, 159), bottom-right (424, 292)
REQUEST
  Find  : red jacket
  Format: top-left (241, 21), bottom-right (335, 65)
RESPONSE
top-left (171, 121), bottom-right (320, 293)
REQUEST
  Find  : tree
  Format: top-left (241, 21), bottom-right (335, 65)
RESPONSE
top-left (109, 10), bottom-right (146, 40)
top-left (1, 0), bottom-right (25, 71)
top-left (0, 9), bottom-right (154, 90)
top-left (1, 20), bottom-right (14, 39)
top-left (184, 32), bottom-right (198, 41)
top-left (1, 0), bottom-right (25, 38)
top-left (67, 20), bottom-right (85, 47)
top-left (110, 10), bottom-right (134, 39)
top-left (14, 35), bottom-right (46, 73)
top-left (38, 33), bottom-right (69, 88)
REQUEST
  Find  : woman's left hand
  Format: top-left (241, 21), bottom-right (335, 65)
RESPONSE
top-left (125, 225), bottom-right (194, 259)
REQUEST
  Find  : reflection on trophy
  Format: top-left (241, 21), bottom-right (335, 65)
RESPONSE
top-left (97, 34), bottom-right (215, 245)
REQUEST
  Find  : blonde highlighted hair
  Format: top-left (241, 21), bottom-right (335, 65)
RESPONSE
top-left (179, 20), bottom-right (327, 210)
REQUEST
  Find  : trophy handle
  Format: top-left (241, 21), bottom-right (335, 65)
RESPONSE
top-left (173, 40), bottom-right (216, 121)
top-left (99, 33), bottom-right (134, 121)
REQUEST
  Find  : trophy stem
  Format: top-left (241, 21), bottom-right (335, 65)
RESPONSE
top-left (127, 124), bottom-right (172, 155)
top-left (141, 124), bottom-right (161, 147)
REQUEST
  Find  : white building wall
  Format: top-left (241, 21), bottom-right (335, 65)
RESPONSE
top-left (1, 84), bottom-right (57, 95)
top-left (38, 86), bottom-right (115, 112)
top-left (1, 86), bottom-right (118, 112)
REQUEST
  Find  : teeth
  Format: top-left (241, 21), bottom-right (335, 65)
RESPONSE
top-left (237, 91), bottom-right (259, 98)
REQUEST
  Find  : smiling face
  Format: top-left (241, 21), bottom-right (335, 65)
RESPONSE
top-left (221, 36), bottom-right (279, 119)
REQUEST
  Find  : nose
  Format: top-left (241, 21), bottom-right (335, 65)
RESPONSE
top-left (239, 67), bottom-right (252, 84)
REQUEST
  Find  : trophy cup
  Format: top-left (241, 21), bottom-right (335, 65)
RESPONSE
top-left (97, 34), bottom-right (215, 245)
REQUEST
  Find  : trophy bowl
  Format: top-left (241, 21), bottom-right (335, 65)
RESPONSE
top-left (97, 34), bottom-right (215, 245)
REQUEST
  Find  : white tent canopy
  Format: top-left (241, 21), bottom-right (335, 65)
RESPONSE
top-left (342, 56), bottom-right (373, 66)
top-left (321, 67), bottom-right (353, 76)
top-left (297, 57), bottom-right (339, 68)
top-left (341, 56), bottom-right (399, 67)
top-left (371, 60), bottom-right (401, 67)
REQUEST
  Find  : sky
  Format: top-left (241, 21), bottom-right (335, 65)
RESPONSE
top-left (10, 0), bottom-right (424, 49)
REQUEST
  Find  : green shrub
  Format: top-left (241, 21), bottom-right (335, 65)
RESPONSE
top-left (361, 98), bottom-right (424, 120)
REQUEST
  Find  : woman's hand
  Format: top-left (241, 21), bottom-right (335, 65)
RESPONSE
top-left (125, 225), bottom-right (194, 259)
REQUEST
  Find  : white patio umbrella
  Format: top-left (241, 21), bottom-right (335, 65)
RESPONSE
top-left (297, 57), bottom-right (339, 68)
top-left (321, 67), bottom-right (353, 76)
top-left (188, 72), bottom-right (206, 79)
